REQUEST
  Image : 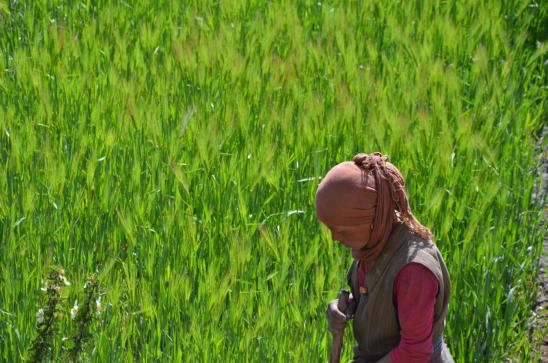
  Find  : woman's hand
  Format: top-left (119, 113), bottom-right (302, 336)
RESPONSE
top-left (326, 299), bottom-right (349, 335)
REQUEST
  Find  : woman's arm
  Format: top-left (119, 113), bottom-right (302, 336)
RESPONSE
top-left (388, 263), bottom-right (439, 363)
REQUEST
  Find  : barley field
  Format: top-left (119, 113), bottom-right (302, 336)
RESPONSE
top-left (0, 1), bottom-right (546, 362)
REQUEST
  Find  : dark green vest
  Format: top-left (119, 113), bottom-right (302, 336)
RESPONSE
top-left (346, 223), bottom-right (454, 363)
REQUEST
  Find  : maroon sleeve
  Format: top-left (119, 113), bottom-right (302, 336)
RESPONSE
top-left (389, 263), bottom-right (439, 363)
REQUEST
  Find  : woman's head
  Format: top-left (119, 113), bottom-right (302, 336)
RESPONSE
top-left (327, 223), bottom-right (374, 258)
top-left (315, 152), bottom-right (433, 262)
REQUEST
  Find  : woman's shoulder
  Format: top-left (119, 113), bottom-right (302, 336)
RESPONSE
top-left (391, 225), bottom-right (445, 274)
top-left (396, 223), bottom-right (440, 254)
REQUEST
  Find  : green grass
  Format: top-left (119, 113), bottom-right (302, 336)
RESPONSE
top-left (0, 0), bottom-right (546, 362)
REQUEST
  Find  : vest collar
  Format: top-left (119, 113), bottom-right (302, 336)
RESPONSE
top-left (355, 222), bottom-right (408, 293)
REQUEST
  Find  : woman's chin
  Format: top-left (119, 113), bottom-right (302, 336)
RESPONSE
top-left (351, 248), bottom-right (362, 259)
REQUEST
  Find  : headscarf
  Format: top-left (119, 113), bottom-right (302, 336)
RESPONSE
top-left (315, 152), bottom-right (432, 263)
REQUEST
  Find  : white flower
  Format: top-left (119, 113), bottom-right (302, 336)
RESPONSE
top-left (36, 308), bottom-right (44, 324)
top-left (70, 301), bottom-right (78, 319)
top-left (60, 274), bottom-right (71, 286)
top-left (95, 297), bottom-right (101, 313)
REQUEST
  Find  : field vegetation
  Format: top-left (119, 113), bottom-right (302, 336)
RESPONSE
top-left (0, 0), bottom-right (546, 362)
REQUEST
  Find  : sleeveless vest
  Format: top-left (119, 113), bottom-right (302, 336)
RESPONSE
top-left (346, 222), bottom-right (454, 363)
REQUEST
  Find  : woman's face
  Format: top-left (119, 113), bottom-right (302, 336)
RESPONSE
top-left (328, 223), bottom-right (373, 252)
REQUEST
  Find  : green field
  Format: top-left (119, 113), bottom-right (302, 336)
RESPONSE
top-left (0, 1), bottom-right (546, 362)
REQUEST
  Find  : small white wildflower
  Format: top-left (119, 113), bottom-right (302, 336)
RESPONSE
top-left (95, 297), bottom-right (101, 313)
top-left (70, 301), bottom-right (78, 320)
top-left (59, 271), bottom-right (71, 286)
top-left (36, 308), bottom-right (44, 324)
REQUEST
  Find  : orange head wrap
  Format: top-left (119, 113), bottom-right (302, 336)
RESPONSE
top-left (315, 152), bottom-right (432, 263)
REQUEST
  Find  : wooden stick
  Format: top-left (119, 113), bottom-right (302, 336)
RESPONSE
top-left (329, 289), bottom-right (350, 363)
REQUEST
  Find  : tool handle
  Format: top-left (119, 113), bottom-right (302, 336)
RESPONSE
top-left (329, 333), bottom-right (344, 363)
top-left (328, 289), bottom-right (351, 363)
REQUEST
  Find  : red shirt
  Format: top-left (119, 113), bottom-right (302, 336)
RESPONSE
top-left (356, 261), bottom-right (439, 363)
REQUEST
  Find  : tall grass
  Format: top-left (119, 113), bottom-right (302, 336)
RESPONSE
top-left (0, 0), bottom-right (545, 361)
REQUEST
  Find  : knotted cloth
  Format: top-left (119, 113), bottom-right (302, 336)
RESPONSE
top-left (315, 152), bottom-right (432, 263)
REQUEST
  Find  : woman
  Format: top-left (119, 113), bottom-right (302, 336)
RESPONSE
top-left (315, 152), bottom-right (454, 363)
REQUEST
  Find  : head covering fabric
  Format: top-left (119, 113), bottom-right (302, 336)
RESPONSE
top-left (315, 152), bottom-right (432, 263)
top-left (315, 161), bottom-right (377, 227)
